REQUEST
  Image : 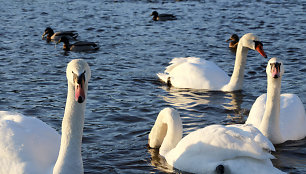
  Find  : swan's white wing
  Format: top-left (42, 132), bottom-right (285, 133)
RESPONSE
top-left (157, 57), bottom-right (230, 90)
top-left (246, 93), bottom-right (267, 128)
top-left (279, 94), bottom-right (306, 140)
top-left (165, 124), bottom-right (276, 174)
top-left (246, 93), bottom-right (306, 141)
top-left (0, 111), bottom-right (60, 174)
top-left (222, 157), bottom-right (285, 174)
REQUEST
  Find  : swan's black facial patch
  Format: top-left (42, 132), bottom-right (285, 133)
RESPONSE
top-left (270, 62), bottom-right (281, 70)
top-left (72, 71), bottom-right (86, 86)
top-left (254, 40), bottom-right (263, 47)
top-left (270, 62), bottom-right (281, 78)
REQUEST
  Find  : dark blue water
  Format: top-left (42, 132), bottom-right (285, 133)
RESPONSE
top-left (0, 0), bottom-right (305, 173)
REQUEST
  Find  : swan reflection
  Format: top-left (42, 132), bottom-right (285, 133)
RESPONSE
top-left (147, 148), bottom-right (175, 173)
top-left (160, 87), bottom-right (245, 121)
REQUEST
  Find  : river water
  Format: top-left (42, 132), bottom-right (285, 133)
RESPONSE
top-left (0, 0), bottom-right (305, 173)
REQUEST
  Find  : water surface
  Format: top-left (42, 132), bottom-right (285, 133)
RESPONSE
top-left (0, 0), bottom-right (305, 173)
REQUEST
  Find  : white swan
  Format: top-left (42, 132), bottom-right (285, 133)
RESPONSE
top-left (0, 59), bottom-right (91, 174)
top-left (157, 33), bottom-right (267, 91)
top-left (246, 57), bottom-right (306, 144)
top-left (148, 108), bottom-right (285, 174)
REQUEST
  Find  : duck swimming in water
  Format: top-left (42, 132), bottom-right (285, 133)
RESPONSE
top-left (226, 34), bottom-right (239, 49)
top-left (57, 36), bottom-right (99, 52)
top-left (42, 27), bottom-right (78, 42)
top-left (151, 11), bottom-right (177, 21)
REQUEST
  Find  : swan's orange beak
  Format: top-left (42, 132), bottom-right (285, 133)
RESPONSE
top-left (255, 43), bottom-right (267, 58)
top-left (74, 74), bottom-right (86, 103)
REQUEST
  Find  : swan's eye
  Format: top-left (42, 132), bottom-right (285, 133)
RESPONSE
top-left (254, 41), bottom-right (263, 47)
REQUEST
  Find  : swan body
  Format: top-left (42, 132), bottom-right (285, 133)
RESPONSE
top-left (246, 58), bottom-right (306, 144)
top-left (157, 33), bottom-right (267, 91)
top-left (0, 111), bottom-right (60, 174)
top-left (42, 27), bottom-right (78, 42)
top-left (151, 11), bottom-right (177, 21)
top-left (0, 59), bottom-right (91, 174)
top-left (57, 36), bottom-right (99, 52)
top-left (149, 108), bottom-right (284, 174)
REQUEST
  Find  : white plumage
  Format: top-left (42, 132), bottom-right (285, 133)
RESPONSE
top-left (149, 108), bottom-right (284, 174)
top-left (0, 59), bottom-right (91, 174)
top-left (157, 33), bottom-right (267, 91)
top-left (246, 57), bottom-right (306, 144)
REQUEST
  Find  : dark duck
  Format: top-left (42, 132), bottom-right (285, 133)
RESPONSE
top-left (57, 36), bottom-right (99, 52)
top-left (42, 27), bottom-right (78, 42)
top-left (151, 11), bottom-right (177, 21)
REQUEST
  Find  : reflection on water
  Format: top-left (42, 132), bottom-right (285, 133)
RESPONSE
top-left (159, 87), bottom-right (252, 135)
top-left (161, 87), bottom-right (247, 121)
top-left (148, 148), bottom-right (175, 174)
top-left (273, 139), bottom-right (306, 173)
top-left (1, 0), bottom-right (305, 173)
top-left (160, 87), bottom-right (211, 111)
top-left (222, 92), bottom-right (247, 124)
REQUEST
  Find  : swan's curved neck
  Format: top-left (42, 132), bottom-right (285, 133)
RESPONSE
top-left (224, 42), bottom-right (249, 91)
top-left (53, 82), bottom-right (86, 174)
top-left (259, 77), bottom-right (282, 144)
top-left (149, 109), bottom-right (182, 156)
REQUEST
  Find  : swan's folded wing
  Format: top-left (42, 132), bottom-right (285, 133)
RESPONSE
top-left (165, 124), bottom-right (275, 173)
top-left (279, 93), bottom-right (306, 140)
top-left (0, 111), bottom-right (60, 174)
top-left (165, 124), bottom-right (274, 164)
top-left (246, 93), bottom-right (267, 127)
top-left (247, 93), bottom-right (306, 141)
top-left (165, 57), bottom-right (201, 73)
top-left (161, 57), bottom-right (230, 89)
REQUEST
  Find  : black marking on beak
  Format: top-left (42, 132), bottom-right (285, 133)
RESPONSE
top-left (78, 96), bottom-right (84, 103)
top-left (216, 164), bottom-right (225, 174)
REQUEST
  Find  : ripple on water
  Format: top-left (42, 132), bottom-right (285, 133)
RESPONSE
top-left (0, 0), bottom-right (305, 173)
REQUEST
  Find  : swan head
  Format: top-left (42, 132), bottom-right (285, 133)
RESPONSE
top-left (240, 33), bottom-right (267, 58)
top-left (266, 57), bottom-right (284, 79)
top-left (66, 59), bottom-right (91, 103)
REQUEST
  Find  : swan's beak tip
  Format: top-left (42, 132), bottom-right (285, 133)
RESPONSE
top-left (77, 96), bottom-right (85, 103)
